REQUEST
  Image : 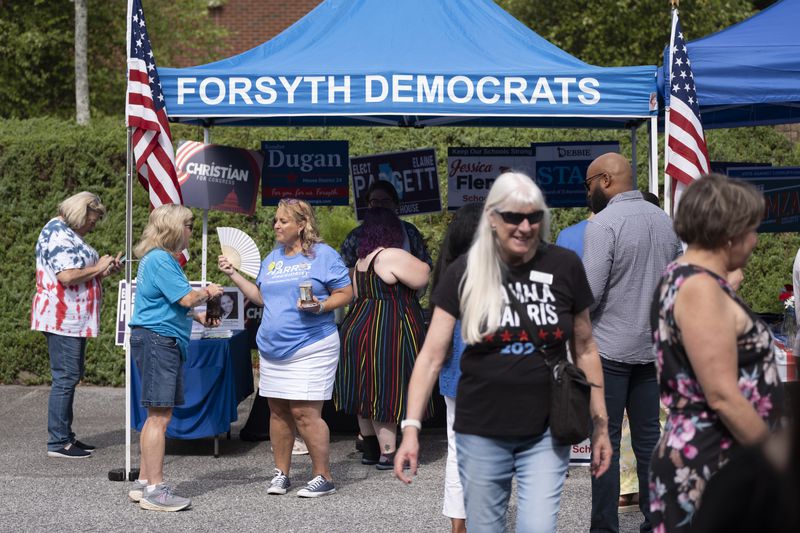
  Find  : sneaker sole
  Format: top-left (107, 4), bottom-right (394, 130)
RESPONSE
top-left (47, 451), bottom-right (91, 459)
top-left (128, 491), bottom-right (144, 502)
top-left (138, 499), bottom-right (191, 512)
top-left (267, 487), bottom-right (289, 495)
top-left (297, 488), bottom-right (336, 498)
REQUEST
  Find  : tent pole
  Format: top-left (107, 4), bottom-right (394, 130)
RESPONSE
top-left (648, 116), bottom-right (658, 198)
top-left (202, 128), bottom-right (211, 285)
top-left (630, 126), bottom-right (638, 189)
top-left (124, 127), bottom-right (134, 479)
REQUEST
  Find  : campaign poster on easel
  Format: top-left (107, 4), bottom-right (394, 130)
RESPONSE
top-left (446, 147), bottom-right (536, 210)
top-left (532, 142), bottom-right (620, 207)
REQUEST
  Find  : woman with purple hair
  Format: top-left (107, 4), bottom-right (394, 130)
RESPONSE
top-left (335, 207), bottom-right (433, 469)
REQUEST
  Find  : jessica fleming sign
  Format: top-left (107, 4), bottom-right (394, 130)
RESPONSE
top-left (447, 147), bottom-right (536, 210)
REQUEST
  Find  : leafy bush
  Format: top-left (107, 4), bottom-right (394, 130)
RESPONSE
top-left (1, 117), bottom-right (797, 385)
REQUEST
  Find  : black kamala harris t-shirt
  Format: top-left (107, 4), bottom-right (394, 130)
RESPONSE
top-left (431, 242), bottom-right (593, 437)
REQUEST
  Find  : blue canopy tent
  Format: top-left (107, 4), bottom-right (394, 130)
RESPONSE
top-left (159, 0), bottom-right (659, 135)
top-left (660, 0), bottom-right (800, 129)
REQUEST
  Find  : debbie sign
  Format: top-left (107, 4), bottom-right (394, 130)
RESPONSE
top-left (350, 148), bottom-right (441, 220)
top-left (447, 147), bottom-right (535, 210)
top-left (261, 141), bottom-right (350, 206)
top-left (532, 142), bottom-right (620, 208)
top-left (177, 142), bottom-right (262, 214)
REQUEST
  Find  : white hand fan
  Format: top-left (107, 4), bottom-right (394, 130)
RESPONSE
top-left (217, 227), bottom-right (261, 278)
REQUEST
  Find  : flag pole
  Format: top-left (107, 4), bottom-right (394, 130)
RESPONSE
top-left (202, 127), bottom-right (211, 285)
top-left (124, 127), bottom-right (134, 481)
top-left (664, 7), bottom-right (678, 216)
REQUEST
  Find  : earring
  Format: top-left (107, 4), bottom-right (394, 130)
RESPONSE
top-left (727, 240), bottom-right (732, 248)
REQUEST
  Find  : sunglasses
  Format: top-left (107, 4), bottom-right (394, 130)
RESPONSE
top-left (184, 221), bottom-right (194, 230)
top-left (494, 210), bottom-right (544, 226)
top-left (583, 171), bottom-right (607, 190)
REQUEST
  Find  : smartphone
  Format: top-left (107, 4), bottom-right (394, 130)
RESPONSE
top-left (120, 255), bottom-right (127, 263)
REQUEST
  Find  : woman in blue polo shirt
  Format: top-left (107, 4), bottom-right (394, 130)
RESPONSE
top-left (219, 198), bottom-right (353, 498)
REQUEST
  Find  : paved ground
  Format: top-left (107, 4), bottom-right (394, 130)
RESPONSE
top-left (0, 385), bottom-right (644, 532)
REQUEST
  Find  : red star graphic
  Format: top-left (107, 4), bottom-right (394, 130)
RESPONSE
top-left (518, 330), bottom-right (529, 342)
top-left (500, 330), bottom-right (513, 342)
top-left (553, 327), bottom-right (564, 340)
top-left (484, 333), bottom-right (495, 343)
top-left (538, 329), bottom-right (549, 340)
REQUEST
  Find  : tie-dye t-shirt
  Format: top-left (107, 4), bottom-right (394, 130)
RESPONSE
top-left (31, 217), bottom-right (102, 337)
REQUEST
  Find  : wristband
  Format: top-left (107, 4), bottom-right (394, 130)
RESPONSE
top-left (315, 301), bottom-right (326, 315)
top-left (400, 419), bottom-right (422, 431)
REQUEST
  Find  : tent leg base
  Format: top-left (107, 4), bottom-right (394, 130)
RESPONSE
top-left (108, 467), bottom-right (140, 482)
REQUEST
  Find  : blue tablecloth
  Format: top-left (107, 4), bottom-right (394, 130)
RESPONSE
top-left (131, 330), bottom-right (254, 439)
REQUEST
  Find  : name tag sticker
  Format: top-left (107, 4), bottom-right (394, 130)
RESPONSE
top-left (529, 270), bottom-right (553, 285)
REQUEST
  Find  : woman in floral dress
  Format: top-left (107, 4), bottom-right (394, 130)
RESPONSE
top-left (650, 174), bottom-right (782, 532)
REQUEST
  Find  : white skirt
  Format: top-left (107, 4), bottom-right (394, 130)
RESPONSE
top-left (259, 331), bottom-right (340, 401)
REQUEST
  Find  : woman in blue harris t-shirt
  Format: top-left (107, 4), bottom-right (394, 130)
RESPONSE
top-left (219, 199), bottom-right (353, 498)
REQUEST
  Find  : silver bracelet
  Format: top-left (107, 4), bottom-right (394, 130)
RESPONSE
top-left (315, 301), bottom-right (326, 315)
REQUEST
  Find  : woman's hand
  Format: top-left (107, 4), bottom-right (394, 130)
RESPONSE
top-left (206, 283), bottom-right (224, 299)
top-left (218, 255), bottom-right (236, 277)
top-left (297, 296), bottom-right (324, 314)
top-left (393, 429), bottom-right (420, 484)
top-left (101, 252), bottom-right (123, 278)
top-left (193, 311), bottom-right (221, 328)
top-left (590, 420), bottom-right (612, 478)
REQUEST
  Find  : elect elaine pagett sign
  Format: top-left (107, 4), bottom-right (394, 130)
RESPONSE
top-left (350, 148), bottom-right (441, 220)
top-left (727, 167), bottom-right (800, 233)
top-left (447, 147), bottom-right (535, 210)
top-left (261, 141), bottom-right (350, 206)
top-left (533, 142), bottom-right (620, 208)
top-left (177, 141), bottom-right (262, 215)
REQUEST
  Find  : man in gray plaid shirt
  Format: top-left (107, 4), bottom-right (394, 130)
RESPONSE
top-left (582, 153), bottom-right (682, 533)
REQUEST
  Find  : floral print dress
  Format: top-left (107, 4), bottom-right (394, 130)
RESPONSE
top-left (649, 263), bottom-right (781, 533)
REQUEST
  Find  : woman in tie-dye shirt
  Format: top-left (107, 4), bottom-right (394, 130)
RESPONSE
top-left (31, 191), bottom-right (121, 459)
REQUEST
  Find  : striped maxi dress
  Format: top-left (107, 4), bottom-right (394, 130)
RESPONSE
top-left (335, 251), bottom-right (433, 424)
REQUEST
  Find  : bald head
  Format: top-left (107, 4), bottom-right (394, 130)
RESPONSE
top-left (587, 152), bottom-right (634, 194)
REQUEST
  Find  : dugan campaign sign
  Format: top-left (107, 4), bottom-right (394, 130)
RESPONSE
top-left (261, 141), bottom-right (350, 206)
top-left (176, 142), bottom-right (262, 214)
top-left (350, 149), bottom-right (441, 220)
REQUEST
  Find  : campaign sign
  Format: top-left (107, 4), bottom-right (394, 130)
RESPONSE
top-left (176, 141), bottom-right (262, 215)
top-left (570, 439), bottom-right (591, 466)
top-left (261, 141), bottom-right (349, 206)
top-left (350, 148), bottom-right (441, 220)
top-left (447, 147), bottom-right (535, 210)
top-left (116, 281), bottom-right (244, 345)
top-left (710, 161), bottom-right (771, 175)
top-left (532, 142), bottom-right (620, 208)
top-left (727, 167), bottom-right (800, 233)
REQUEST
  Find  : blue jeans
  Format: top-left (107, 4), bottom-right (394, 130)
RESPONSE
top-left (45, 333), bottom-right (86, 451)
top-left (130, 327), bottom-right (185, 407)
top-left (456, 429), bottom-right (570, 533)
top-left (591, 359), bottom-right (660, 533)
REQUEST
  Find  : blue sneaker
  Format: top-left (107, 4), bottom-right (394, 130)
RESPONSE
top-left (267, 468), bottom-right (291, 495)
top-left (297, 475), bottom-right (336, 498)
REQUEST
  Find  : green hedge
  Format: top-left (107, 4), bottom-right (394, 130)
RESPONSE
top-left (1, 117), bottom-right (798, 385)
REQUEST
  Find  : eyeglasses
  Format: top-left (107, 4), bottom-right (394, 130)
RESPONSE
top-left (583, 171), bottom-right (607, 190)
top-left (368, 197), bottom-right (396, 208)
top-left (494, 210), bottom-right (544, 226)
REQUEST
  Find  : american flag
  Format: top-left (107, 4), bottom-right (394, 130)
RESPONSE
top-left (665, 9), bottom-right (709, 206)
top-left (126, 0), bottom-right (183, 209)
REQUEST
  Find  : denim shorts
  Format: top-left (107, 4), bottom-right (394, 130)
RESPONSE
top-left (130, 327), bottom-right (184, 408)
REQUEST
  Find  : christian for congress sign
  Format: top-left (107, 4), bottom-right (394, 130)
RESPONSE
top-left (350, 149), bottom-right (441, 220)
top-left (261, 141), bottom-right (350, 206)
top-left (176, 142), bottom-right (262, 214)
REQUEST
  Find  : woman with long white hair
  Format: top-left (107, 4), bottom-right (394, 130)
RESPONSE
top-left (394, 172), bottom-right (611, 532)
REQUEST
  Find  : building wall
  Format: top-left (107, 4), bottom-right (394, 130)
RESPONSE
top-left (209, 0), bottom-right (321, 58)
